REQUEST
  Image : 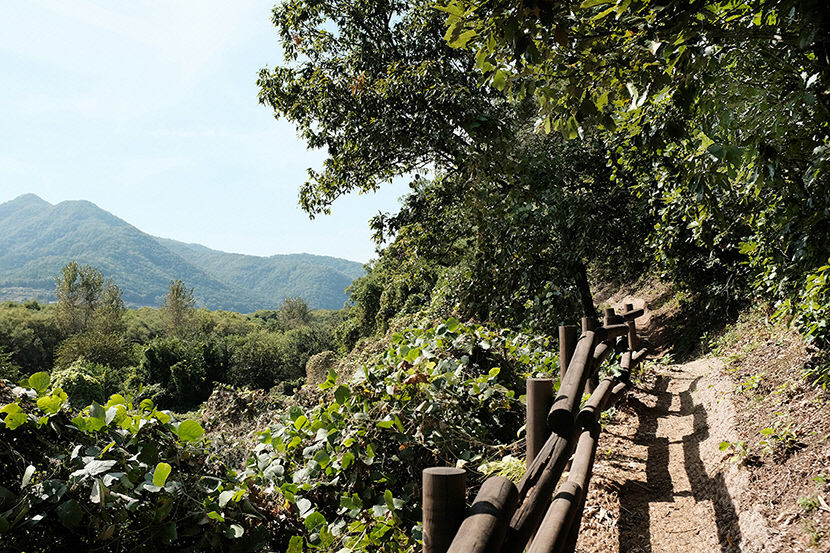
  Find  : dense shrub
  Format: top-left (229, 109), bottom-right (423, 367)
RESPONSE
top-left (236, 319), bottom-right (559, 551)
top-left (132, 336), bottom-right (232, 411)
top-left (54, 331), bottom-right (136, 371)
top-left (0, 373), bottom-right (252, 552)
top-left (0, 346), bottom-right (20, 382)
top-left (229, 331), bottom-right (291, 389)
top-left (51, 362), bottom-right (107, 407)
top-left (0, 302), bottom-right (62, 375)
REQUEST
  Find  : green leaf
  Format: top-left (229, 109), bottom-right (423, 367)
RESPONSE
top-left (566, 115), bottom-right (579, 139)
top-left (304, 511), bottom-right (327, 531)
top-left (286, 535), bottom-right (303, 553)
top-left (450, 29), bottom-right (476, 49)
top-left (27, 372), bottom-right (50, 394)
top-left (595, 91), bottom-right (609, 111)
top-left (445, 317), bottom-right (459, 332)
top-left (294, 415), bottom-right (308, 430)
top-left (493, 70), bottom-right (507, 91)
top-left (85, 459), bottom-right (117, 476)
top-left (21, 465), bottom-right (36, 488)
top-left (37, 392), bottom-right (65, 415)
top-left (341, 451), bottom-right (355, 469)
top-left (56, 499), bottom-right (83, 528)
top-left (1, 404), bottom-right (27, 430)
top-left (153, 462), bottom-right (172, 487)
top-left (106, 394), bottom-right (127, 407)
top-left (176, 420), bottom-right (204, 442)
top-left (218, 490), bottom-right (236, 508)
top-left (206, 511), bottom-right (225, 523)
top-left (580, 0), bottom-right (612, 7)
top-left (334, 385), bottom-right (350, 405)
top-left (160, 522), bottom-right (177, 544)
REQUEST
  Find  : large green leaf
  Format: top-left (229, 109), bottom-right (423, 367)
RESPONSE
top-left (153, 462), bottom-right (172, 487)
top-left (175, 420), bottom-right (204, 442)
top-left (27, 371), bottom-right (50, 394)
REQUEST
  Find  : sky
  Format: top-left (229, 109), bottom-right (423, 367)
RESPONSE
top-left (0, 0), bottom-right (408, 263)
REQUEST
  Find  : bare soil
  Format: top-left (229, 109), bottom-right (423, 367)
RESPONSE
top-left (572, 286), bottom-right (830, 552)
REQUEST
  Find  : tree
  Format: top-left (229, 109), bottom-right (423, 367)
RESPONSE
top-left (277, 297), bottom-right (311, 330)
top-left (162, 280), bottom-right (195, 337)
top-left (257, 0), bottom-right (518, 215)
top-left (55, 262), bottom-right (124, 335)
top-left (261, 0), bottom-right (653, 336)
top-left (441, 0), bottom-right (830, 339)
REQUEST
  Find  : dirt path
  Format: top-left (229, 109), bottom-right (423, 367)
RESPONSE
top-left (576, 358), bottom-right (782, 553)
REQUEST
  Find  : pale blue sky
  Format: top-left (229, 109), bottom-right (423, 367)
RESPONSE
top-left (0, 0), bottom-right (408, 263)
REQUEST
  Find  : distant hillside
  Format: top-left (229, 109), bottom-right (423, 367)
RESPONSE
top-left (156, 238), bottom-right (365, 312)
top-left (0, 194), bottom-right (365, 311)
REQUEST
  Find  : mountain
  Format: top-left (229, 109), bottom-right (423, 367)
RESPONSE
top-left (0, 194), bottom-right (365, 311)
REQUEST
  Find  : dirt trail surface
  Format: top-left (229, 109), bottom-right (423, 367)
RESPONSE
top-left (575, 357), bottom-right (784, 552)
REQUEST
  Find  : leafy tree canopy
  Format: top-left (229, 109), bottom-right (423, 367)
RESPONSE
top-left (257, 0), bottom-right (518, 215)
top-left (441, 0), bottom-right (830, 339)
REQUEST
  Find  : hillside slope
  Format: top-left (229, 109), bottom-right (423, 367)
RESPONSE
top-left (156, 238), bottom-right (364, 311)
top-left (0, 194), bottom-right (364, 311)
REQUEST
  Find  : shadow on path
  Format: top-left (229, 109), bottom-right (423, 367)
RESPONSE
top-left (617, 369), bottom-right (742, 552)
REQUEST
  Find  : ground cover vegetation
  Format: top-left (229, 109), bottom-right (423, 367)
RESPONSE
top-left (3, 0), bottom-right (830, 551)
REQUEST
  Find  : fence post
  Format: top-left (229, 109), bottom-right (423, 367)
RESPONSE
top-left (603, 307), bottom-right (616, 326)
top-left (624, 302), bottom-right (639, 351)
top-left (423, 467), bottom-right (467, 553)
top-left (526, 378), bottom-right (554, 469)
top-left (580, 316), bottom-right (596, 334)
top-left (558, 325), bottom-right (578, 380)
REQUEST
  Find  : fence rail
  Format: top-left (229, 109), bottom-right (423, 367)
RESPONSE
top-left (421, 304), bottom-right (647, 553)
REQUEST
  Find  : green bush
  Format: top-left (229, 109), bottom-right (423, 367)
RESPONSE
top-left (0, 346), bottom-right (20, 382)
top-left (0, 302), bottom-right (62, 374)
top-left (0, 374), bottom-right (251, 552)
top-left (228, 331), bottom-right (287, 389)
top-left (54, 331), bottom-right (136, 371)
top-left (133, 336), bottom-right (230, 410)
top-left (51, 362), bottom-right (107, 407)
top-left (236, 318), bottom-right (559, 551)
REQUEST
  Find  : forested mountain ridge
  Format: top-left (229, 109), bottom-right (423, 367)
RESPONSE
top-left (0, 194), bottom-right (363, 311)
top-left (155, 238), bottom-right (364, 311)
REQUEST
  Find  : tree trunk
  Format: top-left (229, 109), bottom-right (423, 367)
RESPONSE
top-left (574, 262), bottom-right (595, 317)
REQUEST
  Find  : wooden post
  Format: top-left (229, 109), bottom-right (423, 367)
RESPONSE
top-left (447, 476), bottom-right (518, 553)
top-left (558, 325), bottom-right (578, 380)
top-left (576, 377), bottom-right (615, 427)
top-left (624, 303), bottom-right (639, 352)
top-left (527, 378), bottom-right (554, 469)
top-left (561, 425), bottom-right (601, 553)
top-left (603, 307), bottom-right (616, 327)
top-left (580, 316), bottom-right (596, 334)
top-left (548, 332), bottom-right (596, 434)
top-left (423, 467), bottom-right (467, 553)
top-left (525, 481), bottom-right (582, 553)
